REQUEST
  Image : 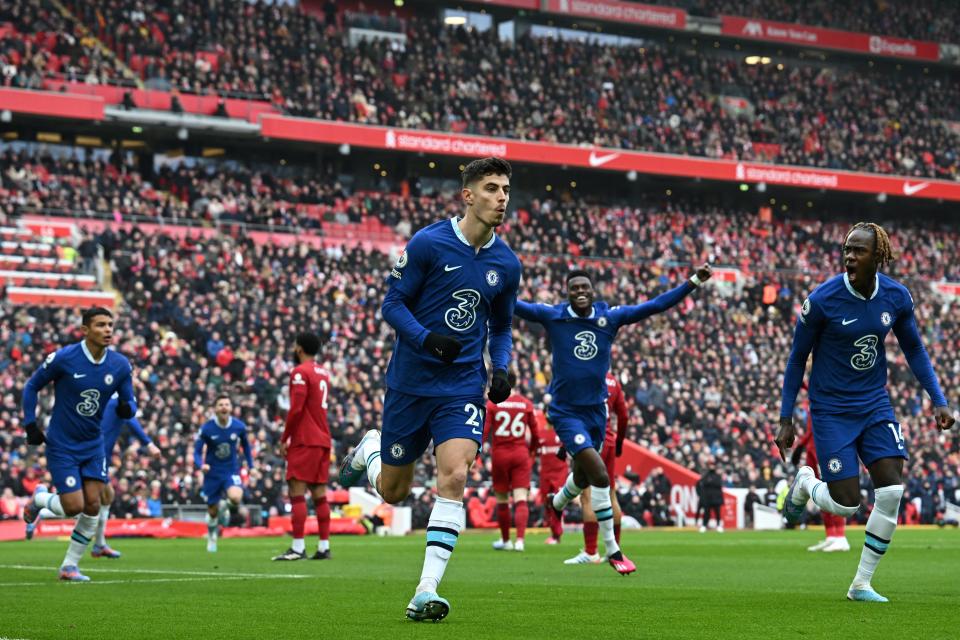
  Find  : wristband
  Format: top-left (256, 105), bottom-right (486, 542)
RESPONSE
top-left (690, 273), bottom-right (703, 287)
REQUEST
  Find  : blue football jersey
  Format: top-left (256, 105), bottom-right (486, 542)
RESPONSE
top-left (382, 217), bottom-right (522, 397)
top-left (781, 273), bottom-right (947, 416)
top-left (101, 395), bottom-right (151, 456)
top-left (193, 417), bottom-right (252, 474)
top-left (22, 341), bottom-right (134, 458)
top-left (516, 281), bottom-right (696, 406)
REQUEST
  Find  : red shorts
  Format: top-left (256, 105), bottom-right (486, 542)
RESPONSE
top-left (539, 471), bottom-right (567, 497)
top-left (601, 442), bottom-right (616, 482)
top-left (285, 445), bottom-right (330, 485)
top-left (491, 447), bottom-right (532, 493)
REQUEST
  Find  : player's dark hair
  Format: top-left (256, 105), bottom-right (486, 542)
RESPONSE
top-left (214, 394), bottom-right (231, 405)
top-left (566, 269), bottom-right (592, 284)
top-left (296, 331), bottom-right (321, 356)
top-left (461, 157), bottom-right (512, 188)
top-left (82, 306), bottom-right (113, 326)
top-left (507, 371), bottom-right (518, 388)
top-left (845, 222), bottom-right (895, 268)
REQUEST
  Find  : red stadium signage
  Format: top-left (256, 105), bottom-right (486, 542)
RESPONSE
top-left (545, 0), bottom-right (686, 30)
top-left (0, 87), bottom-right (105, 120)
top-left (260, 116), bottom-right (960, 202)
top-left (721, 16), bottom-right (940, 62)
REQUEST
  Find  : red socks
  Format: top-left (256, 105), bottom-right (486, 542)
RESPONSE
top-left (583, 521), bottom-right (599, 555)
top-left (497, 503), bottom-right (511, 542)
top-left (515, 501), bottom-right (529, 540)
top-left (291, 495), bottom-right (306, 539)
top-left (315, 496), bottom-right (330, 541)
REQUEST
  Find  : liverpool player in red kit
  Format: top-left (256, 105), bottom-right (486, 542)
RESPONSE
top-left (273, 332), bottom-right (334, 561)
top-left (484, 372), bottom-right (539, 552)
top-left (538, 410), bottom-right (568, 544)
top-left (566, 372), bottom-right (627, 565)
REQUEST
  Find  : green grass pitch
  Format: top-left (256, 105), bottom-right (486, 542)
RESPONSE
top-left (1, 528), bottom-right (957, 639)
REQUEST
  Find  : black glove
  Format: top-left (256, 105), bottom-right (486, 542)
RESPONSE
top-left (25, 421), bottom-right (45, 445)
top-left (556, 446), bottom-right (567, 461)
top-left (488, 369), bottom-right (511, 404)
top-left (615, 441), bottom-right (624, 457)
top-left (116, 400), bottom-right (134, 419)
top-left (423, 332), bottom-right (462, 364)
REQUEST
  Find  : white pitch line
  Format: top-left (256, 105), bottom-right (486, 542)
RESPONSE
top-left (0, 576), bottom-right (310, 587)
top-left (0, 564), bottom-right (311, 578)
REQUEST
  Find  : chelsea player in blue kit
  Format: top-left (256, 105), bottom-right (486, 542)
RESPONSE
top-left (24, 394), bottom-right (161, 555)
top-left (21, 307), bottom-right (136, 581)
top-left (517, 264), bottom-right (713, 575)
top-left (339, 157), bottom-right (521, 622)
top-left (194, 395), bottom-right (254, 552)
top-left (777, 223), bottom-right (954, 603)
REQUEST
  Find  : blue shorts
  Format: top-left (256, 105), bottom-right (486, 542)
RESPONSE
top-left (381, 390), bottom-right (484, 465)
top-left (201, 472), bottom-right (242, 506)
top-left (47, 446), bottom-right (107, 494)
top-left (547, 403), bottom-right (608, 457)
top-left (812, 409), bottom-right (907, 482)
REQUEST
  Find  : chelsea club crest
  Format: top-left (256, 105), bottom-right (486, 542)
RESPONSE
top-left (486, 270), bottom-right (500, 286)
top-left (104, 374), bottom-right (114, 385)
top-left (880, 311), bottom-right (892, 326)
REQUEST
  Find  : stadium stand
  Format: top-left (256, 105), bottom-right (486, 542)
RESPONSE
top-left (2, 1), bottom-right (958, 177)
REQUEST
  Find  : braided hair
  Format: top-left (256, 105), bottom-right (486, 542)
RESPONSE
top-left (845, 222), bottom-right (895, 268)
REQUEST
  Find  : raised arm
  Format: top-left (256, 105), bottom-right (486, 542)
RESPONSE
top-left (514, 299), bottom-right (549, 324)
top-left (609, 264), bottom-right (712, 326)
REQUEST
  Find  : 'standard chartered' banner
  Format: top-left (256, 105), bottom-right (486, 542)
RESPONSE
top-left (721, 16), bottom-right (940, 61)
top-left (545, 0), bottom-right (686, 30)
top-left (260, 115), bottom-right (960, 202)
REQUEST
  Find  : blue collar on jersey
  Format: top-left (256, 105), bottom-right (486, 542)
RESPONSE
top-left (451, 217), bottom-right (496, 250)
top-left (566, 304), bottom-right (596, 319)
top-left (80, 339), bottom-right (107, 365)
top-left (843, 273), bottom-right (879, 300)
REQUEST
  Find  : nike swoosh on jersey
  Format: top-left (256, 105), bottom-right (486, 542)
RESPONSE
top-left (73, 373), bottom-right (86, 378)
top-left (841, 318), bottom-right (858, 325)
top-left (471, 428), bottom-right (482, 436)
top-left (444, 265), bottom-right (463, 272)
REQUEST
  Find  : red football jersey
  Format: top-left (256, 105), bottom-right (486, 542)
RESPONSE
top-left (604, 373), bottom-right (628, 449)
top-left (538, 415), bottom-right (568, 477)
top-left (484, 393), bottom-right (539, 453)
top-left (282, 361), bottom-right (331, 448)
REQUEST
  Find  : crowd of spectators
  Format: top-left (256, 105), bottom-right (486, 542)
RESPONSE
top-left (1, 175), bottom-right (958, 527)
top-left (3, 1), bottom-right (960, 178)
top-left (0, 148), bottom-right (349, 228)
top-left (5, 146), bottom-right (960, 288)
top-left (681, 0), bottom-right (960, 45)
